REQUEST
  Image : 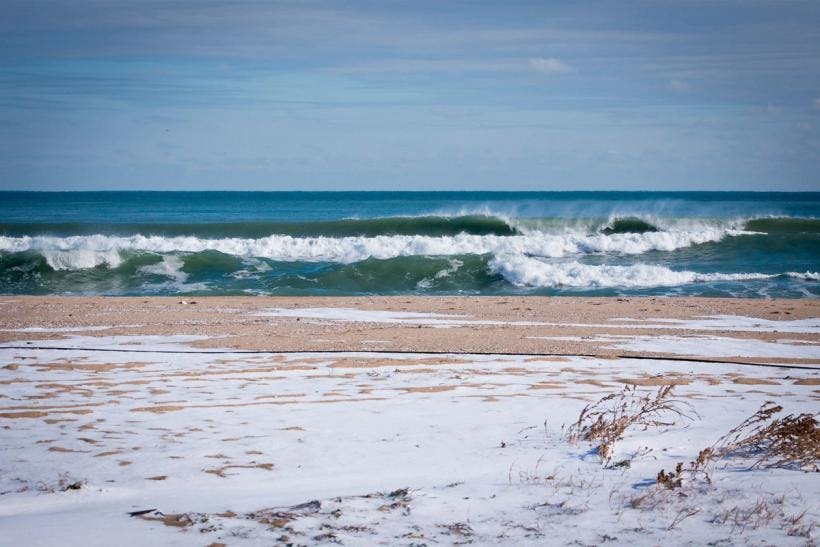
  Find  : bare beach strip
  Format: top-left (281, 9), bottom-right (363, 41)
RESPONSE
top-left (0, 296), bottom-right (818, 545)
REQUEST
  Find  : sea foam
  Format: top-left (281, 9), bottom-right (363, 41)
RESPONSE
top-left (489, 254), bottom-right (781, 289)
top-left (0, 226), bottom-right (747, 270)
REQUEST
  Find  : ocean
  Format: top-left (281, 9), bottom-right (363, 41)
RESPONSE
top-left (0, 191), bottom-right (818, 298)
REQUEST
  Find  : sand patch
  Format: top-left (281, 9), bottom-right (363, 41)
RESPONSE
top-left (94, 451), bottom-right (123, 457)
top-left (327, 357), bottom-right (470, 369)
top-left (574, 379), bottom-right (613, 388)
top-left (792, 378), bottom-right (820, 385)
top-left (204, 463), bottom-right (274, 478)
top-left (731, 377), bottom-right (781, 385)
top-left (614, 376), bottom-right (691, 386)
top-left (35, 362), bottom-right (151, 372)
top-left (48, 446), bottom-right (89, 453)
top-left (529, 382), bottom-right (564, 390)
top-left (0, 411), bottom-right (48, 419)
top-left (398, 385), bottom-right (457, 394)
top-left (131, 405), bottom-right (185, 414)
top-left (130, 396), bottom-right (388, 413)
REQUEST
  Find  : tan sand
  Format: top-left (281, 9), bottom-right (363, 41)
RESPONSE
top-left (0, 296), bottom-right (817, 366)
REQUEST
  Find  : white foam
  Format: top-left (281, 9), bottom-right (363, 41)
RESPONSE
top-left (788, 271), bottom-right (820, 281)
top-left (137, 255), bottom-right (188, 282)
top-left (42, 249), bottom-right (122, 270)
top-left (489, 255), bottom-right (778, 289)
top-left (0, 227), bottom-right (745, 270)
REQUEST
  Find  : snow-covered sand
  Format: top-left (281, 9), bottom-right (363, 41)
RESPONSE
top-left (257, 307), bottom-right (550, 327)
top-left (1, 330), bottom-right (817, 546)
top-left (554, 315), bottom-right (820, 334)
top-left (531, 334), bottom-right (820, 359)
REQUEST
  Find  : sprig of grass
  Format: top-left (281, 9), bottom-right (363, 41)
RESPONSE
top-left (566, 385), bottom-right (695, 464)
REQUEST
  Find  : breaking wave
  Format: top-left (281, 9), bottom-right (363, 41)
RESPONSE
top-left (489, 254), bottom-right (816, 289)
top-left (0, 209), bottom-right (816, 296)
top-left (0, 224), bottom-right (748, 271)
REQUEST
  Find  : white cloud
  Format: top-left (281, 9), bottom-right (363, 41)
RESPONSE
top-left (814, 98), bottom-right (820, 110)
top-left (529, 57), bottom-right (573, 75)
top-left (668, 79), bottom-right (690, 93)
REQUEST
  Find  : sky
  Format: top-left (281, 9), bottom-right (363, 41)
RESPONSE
top-left (1, 0), bottom-right (819, 191)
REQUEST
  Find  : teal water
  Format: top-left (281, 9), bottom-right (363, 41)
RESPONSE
top-left (1, 191), bottom-right (818, 297)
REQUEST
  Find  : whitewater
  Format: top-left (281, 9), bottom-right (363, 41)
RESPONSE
top-left (1, 191), bottom-right (818, 296)
top-left (0, 225), bottom-right (750, 269)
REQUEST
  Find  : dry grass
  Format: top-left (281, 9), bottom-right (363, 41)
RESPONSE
top-left (693, 402), bottom-right (819, 472)
top-left (656, 462), bottom-right (686, 490)
top-left (566, 385), bottom-right (694, 463)
top-left (654, 401), bottom-right (818, 496)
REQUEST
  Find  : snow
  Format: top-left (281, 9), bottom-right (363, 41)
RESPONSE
top-left (546, 315), bottom-right (820, 334)
top-left (0, 334), bottom-right (817, 546)
top-left (612, 315), bottom-right (820, 333)
top-left (258, 307), bottom-right (550, 327)
top-left (259, 310), bottom-right (820, 337)
top-left (1, 326), bottom-right (141, 333)
top-left (531, 334), bottom-right (820, 360)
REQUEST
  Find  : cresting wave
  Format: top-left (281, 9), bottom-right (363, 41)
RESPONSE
top-left (0, 215), bottom-right (519, 239)
top-left (0, 212), bottom-right (817, 296)
top-left (5, 214), bottom-right (817, 239)
top-left (489, 255), bottom-right (819, 289)
top-left (0, 226), bottom-right (748, 270)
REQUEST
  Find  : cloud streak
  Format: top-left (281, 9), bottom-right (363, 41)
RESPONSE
top-left (1, 0), bottom-right (819, 190)
top-left (529, 58), bottom-right (574, 76)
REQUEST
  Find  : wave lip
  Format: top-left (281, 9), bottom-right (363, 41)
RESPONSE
top-left (599, 217), bottom-right (659, 235)
top-left (0, 214), bottom-right (520, 239)
top-left (742, 216), bottom-right (820, 234)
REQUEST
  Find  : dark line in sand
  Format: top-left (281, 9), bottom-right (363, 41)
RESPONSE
top-left (0, 346), bottom-right (817, 370)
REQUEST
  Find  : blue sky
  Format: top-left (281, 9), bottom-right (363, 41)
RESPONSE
top-left (1, 0), bottom-right (819, 190)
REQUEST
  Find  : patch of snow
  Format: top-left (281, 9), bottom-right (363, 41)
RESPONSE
top-left (257, 307), bottom-right (549, 327)
top-left (603, 334), bottom-right (820, 359)
top-left (0, 334), bottom-right (817, 545)
top-left (1, 325), bottom-right (142, 333)
top-left (539, 314), bottom-right (820, 334)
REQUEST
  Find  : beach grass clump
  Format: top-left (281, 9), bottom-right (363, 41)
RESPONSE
top-left (693, 402), bottom-right (819, 472)
top-left (566, 385), bottom-right (694, 464)
top-left (654, 402), bottom-right (818, 493)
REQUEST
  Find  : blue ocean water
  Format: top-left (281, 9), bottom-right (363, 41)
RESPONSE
top-left (1, 191), bottom-right (818, 297)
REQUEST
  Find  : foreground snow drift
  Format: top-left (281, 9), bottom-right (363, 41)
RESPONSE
top-left (0, 335), bottom-right (817, 546)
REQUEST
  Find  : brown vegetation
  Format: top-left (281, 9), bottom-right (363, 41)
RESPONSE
top-left (693, 402), bottom-right (819, 471)
top-left (566, 385), bottom-right (694, 463)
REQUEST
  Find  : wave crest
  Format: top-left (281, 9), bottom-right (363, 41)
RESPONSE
top-left (0, 226), bottom-right (743, 270)
top-left (489, 254), bottom-right (790, 289)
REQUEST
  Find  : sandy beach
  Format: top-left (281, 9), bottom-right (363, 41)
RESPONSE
top-left (2, 296), bottom-right (819, 363)
top-left (0, 296), bottom-right (818, 545)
